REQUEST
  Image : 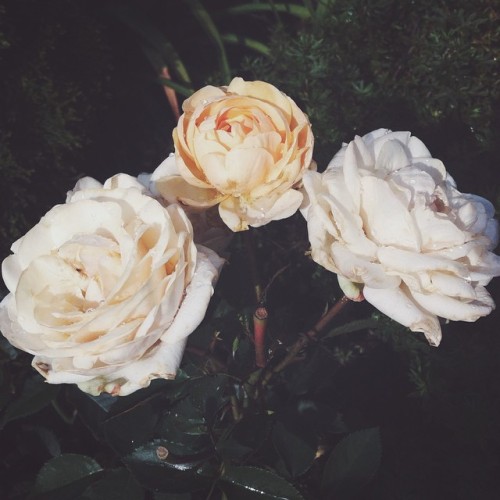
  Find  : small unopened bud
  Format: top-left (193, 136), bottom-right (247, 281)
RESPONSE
top-left (338, 276), bottom-right (364, 302)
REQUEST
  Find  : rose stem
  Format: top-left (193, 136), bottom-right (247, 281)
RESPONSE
top-left (160, 66), bottom-right (180, 120)
top-left (244, 230), bottom-right (270, 367)
top-left (254, 306), bottom-right (268, 368)
top-left (263, 295), bottom-right (350, 383)
top-left (244, 229), bottom-right (263, 303)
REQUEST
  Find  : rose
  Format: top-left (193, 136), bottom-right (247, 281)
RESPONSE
top-left (152, 77), bottom-right (314, 231)
top-left (141, 155), bottom-right (234, 256)
top-left (301, 129), bottom-right (500, 345)
top-left (0, 174), bottom-right (224, 395)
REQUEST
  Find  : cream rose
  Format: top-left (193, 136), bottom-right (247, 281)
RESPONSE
top-left (152, 77), bottom-right (314, 231)
top-left (0, 174), bottom-right (224, 396)
top-left (301, 129), bottom-right (500, 345)
top-left (141, 155), bottom-right (234, 256)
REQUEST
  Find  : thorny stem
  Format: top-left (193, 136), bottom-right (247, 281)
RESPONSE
top-left (262, 295), bottom-right (351, 385)
top-left (253, 306), bottom-right (268, 368)
top-left (244, 230), bottom-right (270, 368)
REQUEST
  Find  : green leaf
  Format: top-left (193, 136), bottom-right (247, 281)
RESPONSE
top-left (323, 318), bottom-right (380, 339)
top-left (101, 396), bottom-right (161, 455)
top-left (315, 0), bottom-right (335, 17)
top-left (159, 77), bottom-right (194, 97)
top-left (123, 439), bottom-right (213, 494)
top-left (272, 420), bottom-right (316, 477)
top-left (221, 34), bottom-right (270, 56)
top-left (222, 3), bottom-right (310, 20)
top-left (185, 0), bottom-right (231, 83)
top-left (217, 413), bottom-right (272, 461)
top-left (33, 454), bottom-right (103, 500)
top-left (79, 468), bottom-right (144, 500)
top-left (321, 427), bottom-right (382, 499)
top-left (220, 466), bottom-right (305, 499)
top-left (1, 375), bottom-right (59, 429)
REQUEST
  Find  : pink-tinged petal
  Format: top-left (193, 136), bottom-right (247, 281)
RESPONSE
top-left (363, 286), bottom-right (442, 346)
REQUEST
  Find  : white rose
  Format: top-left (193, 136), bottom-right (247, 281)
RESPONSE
top-left (152, 77), bottom-right (314, 232)
top-left (301, 129), bottom-right (500, 345)
top-left (0, 174), bottom-right (224, 395)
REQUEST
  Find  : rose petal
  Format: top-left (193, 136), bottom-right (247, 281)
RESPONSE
top-left (363, 285), bottom-right (442, 346)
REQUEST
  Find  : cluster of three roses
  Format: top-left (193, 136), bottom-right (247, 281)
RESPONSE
top-left (1, 78), bottom-right (498, 396)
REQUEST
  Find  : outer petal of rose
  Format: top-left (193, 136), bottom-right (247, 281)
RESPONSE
top-left (66, 177), bottom-right (102, 201)
top-left (103, 173), bottom-right (147, 192)
top-left (363, 285), bottom-right (442, 346)
top-left (468, 250), bottom-right (500, 285)
top-left (407, 135), bottom-right (432, 158)
top-left (411, 287), bottom-right (495, 322)
top-left (174, 124), bottom-right (214, 188)
top-left (139, 158), bottom-right (178, 196)
top-left (227, 77), bottom-right (294, 123)
top-left (161, 245), bottom-right (224, 344)
top-left (182, 85), bottom-right (226, 113)
top-left (155, 175), bottom-right (223, 208)
top-left (219, 189), bottom-right (303, 231)
top-left (245, 189), bottom-right (303, 228)
top-left (70, 339), bottom-right (187, 396)
top-left (301, 171), bottom-right (340, 240)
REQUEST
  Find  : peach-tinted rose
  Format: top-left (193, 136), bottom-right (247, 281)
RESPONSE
top-left (153, 77), bottom-right (314, 231)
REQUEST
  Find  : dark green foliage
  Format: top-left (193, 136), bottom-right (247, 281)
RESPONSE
top-left (242, 0), bottom-right (500, 202)
top-left (0, 0), bottom-right (113, 260)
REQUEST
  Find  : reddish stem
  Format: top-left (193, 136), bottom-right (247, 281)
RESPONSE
top-left (254, 306), bottom-right (268, 368)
